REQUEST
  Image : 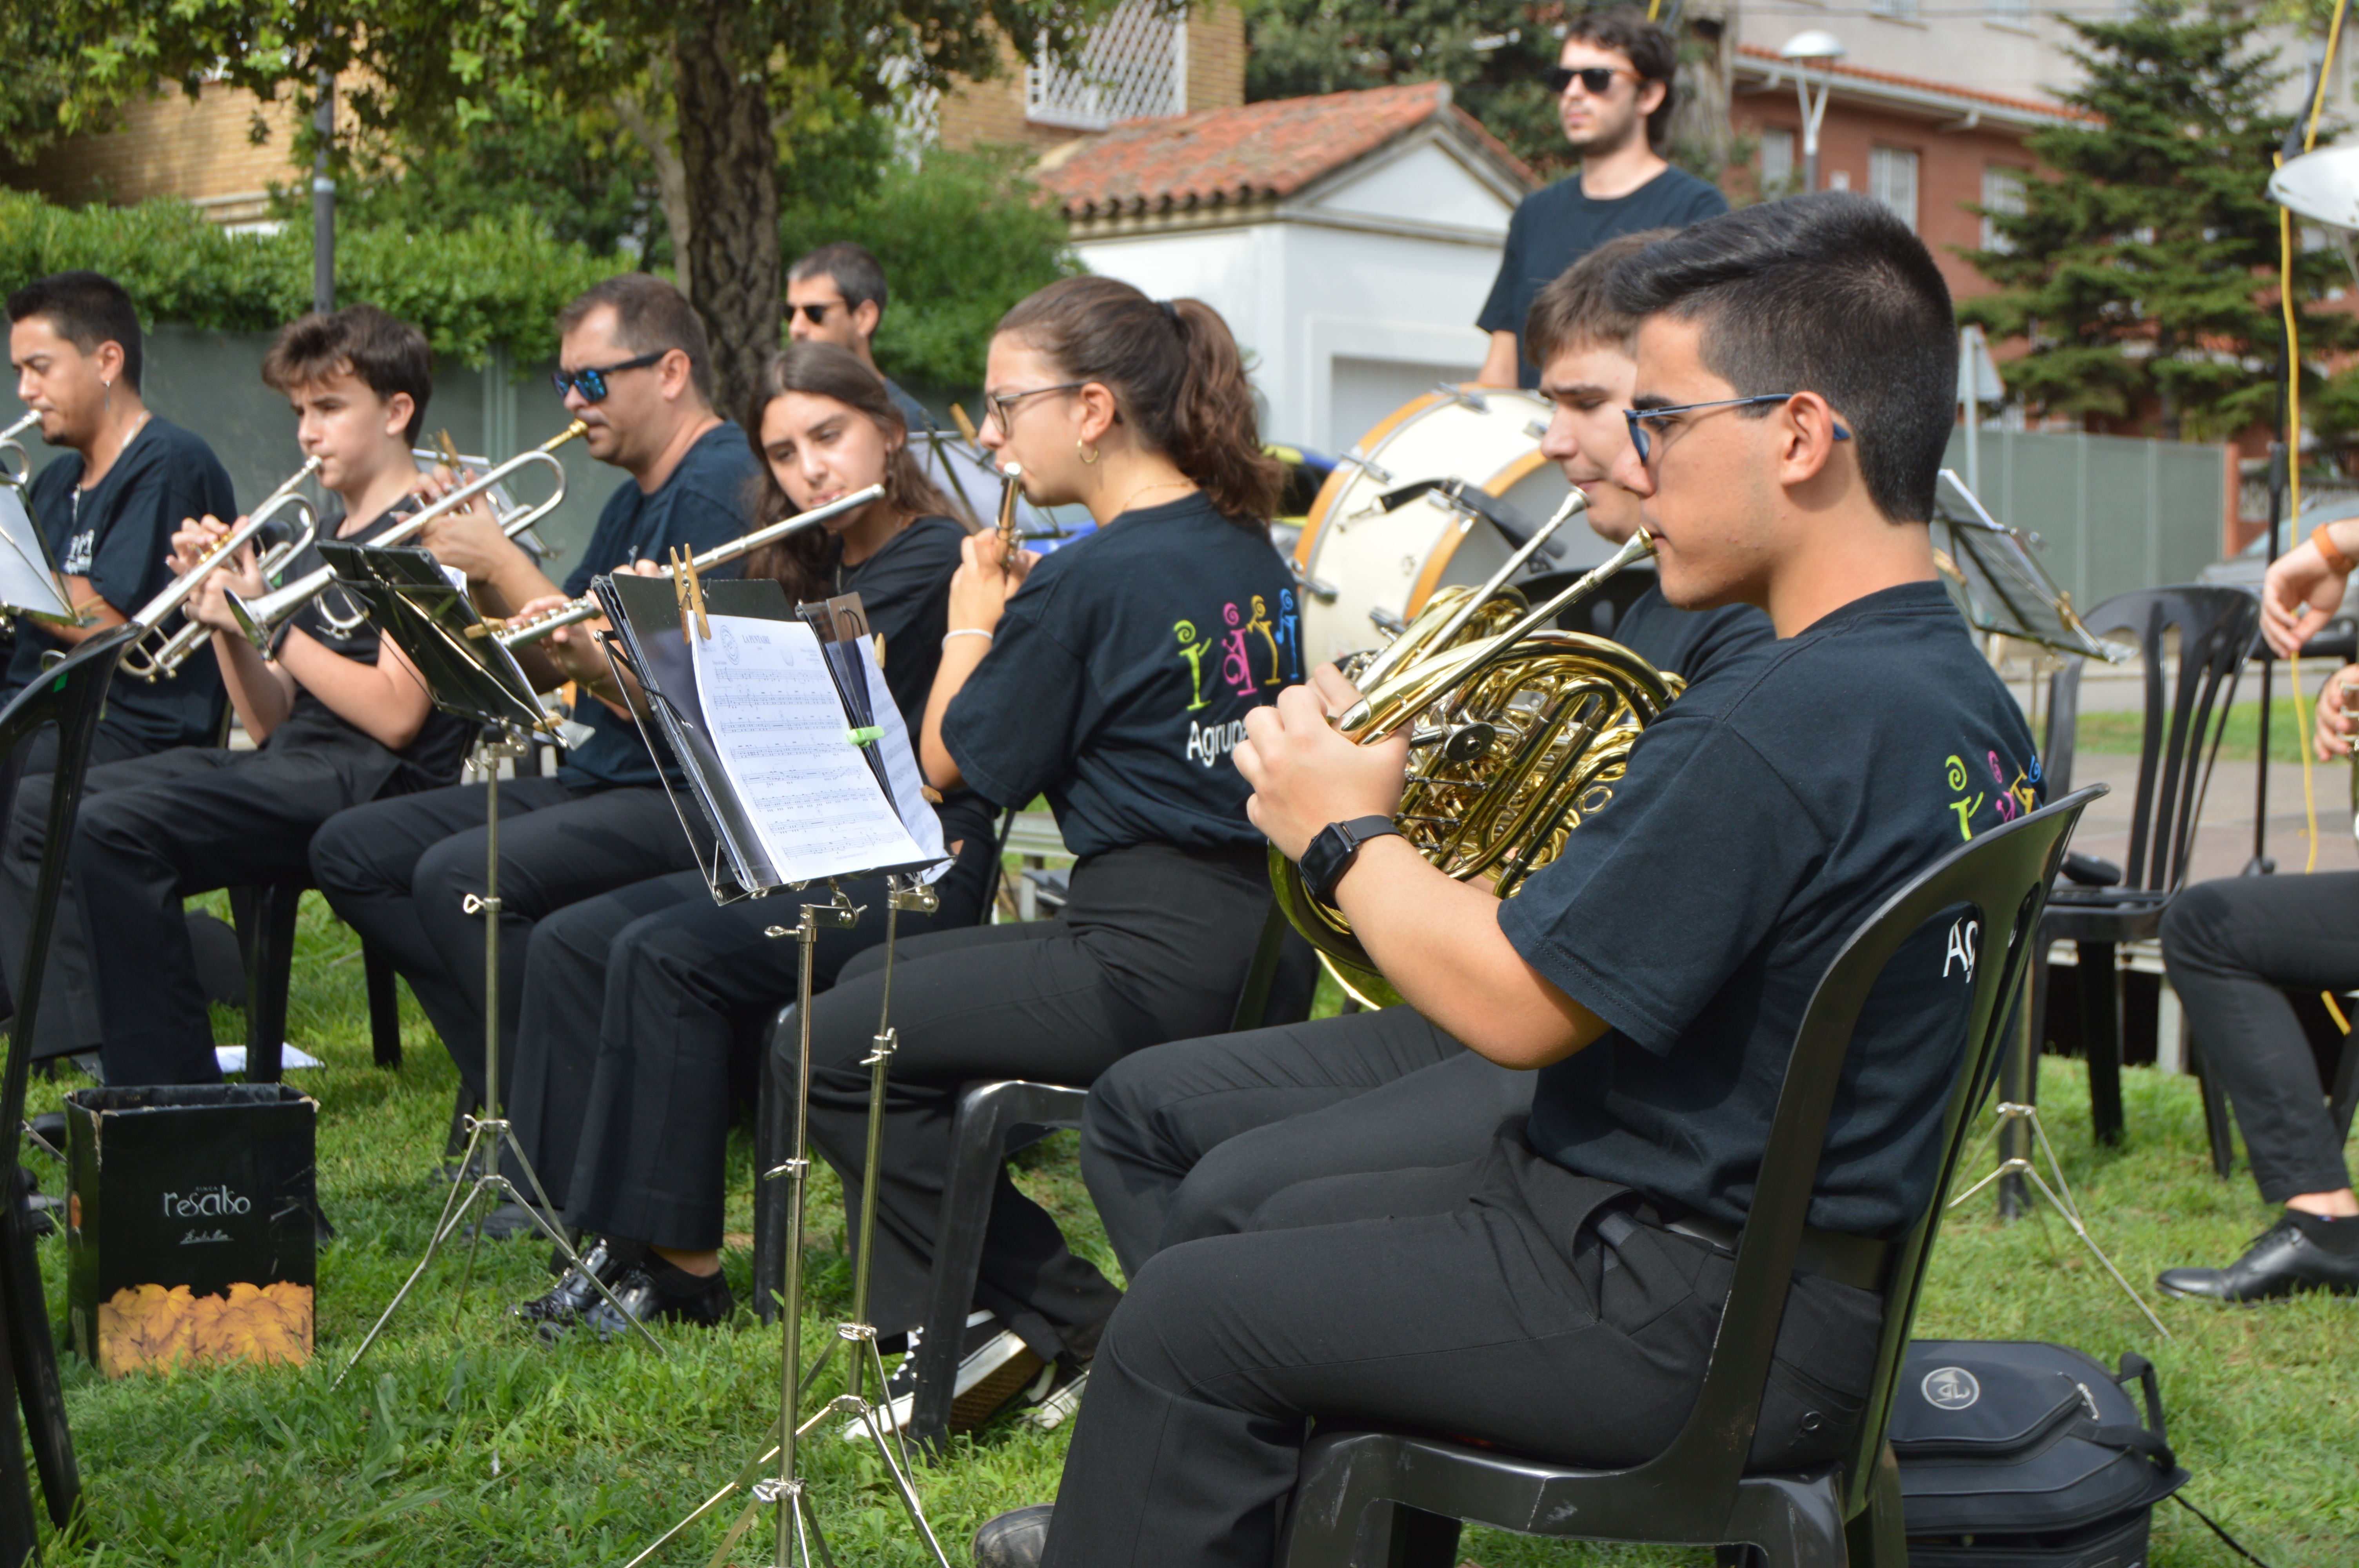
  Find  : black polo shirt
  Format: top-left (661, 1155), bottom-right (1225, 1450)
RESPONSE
top-left (1500, 580), bottom-right (2040, 1238)
top-left (260, 501), bottom-right (474, 797)
top-left (942, 492), bottom-right (1298, 856)
top-left (12, 417), bottom-right (234, 751)
top-left (1477, 166), bottom-right (1729, 387)
top-left (558, 421), bottom-right (760, 789)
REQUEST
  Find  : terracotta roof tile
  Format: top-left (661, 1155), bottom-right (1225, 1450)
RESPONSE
top-left (1735, 43), bottom-right (2100, 124)
top-left (1036, 82), bottom-right (1535, 220)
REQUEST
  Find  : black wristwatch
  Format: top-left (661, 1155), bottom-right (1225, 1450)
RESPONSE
top-left (1299, 816), bottom-right (1402, 905)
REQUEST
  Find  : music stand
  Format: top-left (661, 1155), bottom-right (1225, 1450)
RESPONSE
top-left (316, 543), bottom-right (666, 1379)
top-left (0, 481), bottom-right (79, 630)
top-left (593, 574), bottom-right (953, 1568)
top-left (1932, 469), bottom-right (2128, 666)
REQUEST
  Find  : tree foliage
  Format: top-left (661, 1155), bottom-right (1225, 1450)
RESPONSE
top-left (1960, 0), bottom-right (2355, 441)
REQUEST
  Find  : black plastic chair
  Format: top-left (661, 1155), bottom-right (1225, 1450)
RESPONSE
top-left (227, 881), bottom-right (403, 1082)
top-left (0, 626), bottom-right (140, 1561)
top-left (2016, 587), bottom-right (2257, 1149)
top-left (1275, 788), bottom-right (2099, 1568)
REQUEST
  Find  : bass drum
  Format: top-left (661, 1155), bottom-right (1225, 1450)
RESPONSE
top-left (1292, 385), bottom-right (1606, 667)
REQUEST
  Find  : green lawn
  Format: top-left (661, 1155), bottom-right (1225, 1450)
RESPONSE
top-left (2076, 690), bottom-right (2337, 767)
top-left (16, 892), bottom-right (2358, 1566)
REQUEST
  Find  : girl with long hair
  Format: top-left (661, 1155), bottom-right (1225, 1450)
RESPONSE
top-left (791, 276), bottom-right (1310, 1428)
top-left (500, 341), bottom-right (1001, 1333)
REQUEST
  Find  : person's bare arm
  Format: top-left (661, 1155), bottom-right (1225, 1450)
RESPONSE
top-left (920, 531), bottom-right (1033, 791)
top-left (269, 627), bottom-right (435, 750)
top-left (1475, 330), bottom-right (1523, 389)
top-left (178, 530), bottom-right (296, 739)
top-left (43, 577), bottom-right (130, 645)
top-left (2262, 515), bottom-right (2359, 657)
top-left (1235, 667), bottom-right (1609, 1067)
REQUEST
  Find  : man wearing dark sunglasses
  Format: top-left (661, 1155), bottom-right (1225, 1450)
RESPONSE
top-left (1475, 8), bottom-right (1726, 390)
top-left (785, 241), bottom-right (934, 436)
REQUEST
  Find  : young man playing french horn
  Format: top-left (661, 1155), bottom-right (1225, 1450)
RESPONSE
top-left (976, 193), bottom-right (2041, 1568)
top-left (0, 305), bottom-right (472, 1086)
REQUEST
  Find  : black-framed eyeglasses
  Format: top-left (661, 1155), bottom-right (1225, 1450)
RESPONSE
top-left (550, 351), bottom-right (666, 403)
top-left (789, 301), bottom-right (843, 325)
top-left (983, 381), bottom-right (1089, 432)
top-left (1623, 394), bottom-right (1852, 466)
top-left (1542, 64), bottom-right (1638, 96)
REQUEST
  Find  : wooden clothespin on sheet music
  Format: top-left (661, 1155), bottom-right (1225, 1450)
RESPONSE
top-left (672, 545), bottom-right (709, 643)
top-left (949, 403), bottom-right (983, 449)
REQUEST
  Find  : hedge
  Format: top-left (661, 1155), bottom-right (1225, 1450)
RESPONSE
top-left (0, 190), bottom-right (624, 367)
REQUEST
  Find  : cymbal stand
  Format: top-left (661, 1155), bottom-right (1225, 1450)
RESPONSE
top-left (627, 876), bottom-right (952, 1568)
top-left (337, 726), bottom-right (662, 1386)
top-left (1949, 1100), bottom-right (2172, 1341)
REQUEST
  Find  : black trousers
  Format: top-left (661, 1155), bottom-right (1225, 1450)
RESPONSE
top-left (0, 721), bottom-right (156, 1034)
top-left (308, 779), bottom-right (699, 1104)
top-left (1040, 1132), bottom-right (1883, 1568)
top-left (776, 843), bottom-right (1276, 1362)
top-left (2161, 873), bottom-right (2359, 1202)
top-left (1081, 1005), bottom-right (1532, 1275)
top-left (520, 824), bottom-right (998, 1232)
top-left (0, 746), bottom-right (395, 1082)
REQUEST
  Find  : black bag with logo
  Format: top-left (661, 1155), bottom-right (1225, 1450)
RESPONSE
top-left (1892, 1340), bottom-right (2187, 1568)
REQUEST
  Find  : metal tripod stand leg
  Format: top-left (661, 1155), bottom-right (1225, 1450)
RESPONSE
top-left (336, 731), bottom-right (665, 1388)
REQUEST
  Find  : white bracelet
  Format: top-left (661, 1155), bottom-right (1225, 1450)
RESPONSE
top-left (943, 629), bottom-right (994, 648)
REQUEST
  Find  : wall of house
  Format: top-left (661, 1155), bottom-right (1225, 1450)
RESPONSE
top-left (7, 83), bottom-right (304, 225)
top-left (1730, 94), bottom-right (2030, 304)
top-left (937, 0), bottom-right (1245, 153)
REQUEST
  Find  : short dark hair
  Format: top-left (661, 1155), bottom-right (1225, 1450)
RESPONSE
top-left (789, 243), bottom-right (889, 322)
top-left (1607, 192), bottom-right (1958, 524)
top-left (1524, 227), bottom-right (1676, 365)
top-left (1563, 9), bottom-right (1680, 151)
top-left (557, 273), bottom-right (714, 405)
top-left (261, 305), bottom-right (434, 444)
top-left (6, 270), bottom-right (144, 392)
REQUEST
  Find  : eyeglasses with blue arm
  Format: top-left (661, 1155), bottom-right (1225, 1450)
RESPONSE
top-left (1623, 394), bottom-right (1851, 465)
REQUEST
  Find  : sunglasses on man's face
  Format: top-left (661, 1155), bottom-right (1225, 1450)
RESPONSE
top-left (550, 350), bottom-right (665, 403)
top-left (1543, 64), bottom-right (1638, 96)
top-left (789, 301), bottom-right (843, 325)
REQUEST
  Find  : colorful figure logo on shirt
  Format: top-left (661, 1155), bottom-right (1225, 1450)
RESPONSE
top-left (1174, 620), bottom-right (1211, 712)
top-left (1220, 602), bottom-right (1255, 697)
top-left (1276, 590), bottom-right (1301, 684)
top-left (1245, 596), bottom-right (1282, 687)
top-left (1945, 748), bottom-right (2038, 840)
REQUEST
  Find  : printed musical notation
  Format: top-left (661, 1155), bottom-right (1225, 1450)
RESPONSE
top-left (690, 614), bottom-right (928, 882)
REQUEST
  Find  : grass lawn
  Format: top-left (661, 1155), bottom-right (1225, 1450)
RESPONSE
top-left (16, 891), bottom-right (2358, 1566)
top-left (2075, 690), bottom-right (2335, 766)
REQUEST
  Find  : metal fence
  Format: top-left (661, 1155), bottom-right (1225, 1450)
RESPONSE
top-left (1946, 426), bottom-right (2230, 608)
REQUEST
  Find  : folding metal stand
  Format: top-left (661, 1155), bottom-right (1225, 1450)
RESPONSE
top-left (627, 875), bottom-right (952, 1568)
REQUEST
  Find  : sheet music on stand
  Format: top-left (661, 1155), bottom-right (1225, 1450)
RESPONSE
top-left (593, 572), bottom-right (946, 904)
top-left (0, 483), bottom-right (77, 624)
top-left (1932, 468), bottom-right (2130, 664)
top-left (313, 541), bottom-right (555, 733)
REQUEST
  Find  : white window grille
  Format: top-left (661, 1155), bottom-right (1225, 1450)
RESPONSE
top-left (1981, 164), bottom-right (2028, 252)
top-left (1869, 145), bottom-right (1920, 232)
top-left (1027, 0), bottom-right (1188, 131)
top-left (1987, 0), bottom-right (2030, 21)
top-left (1869, 0), bottom-right (1921, 18)
top-left (1758, 127), bottom-right (1796, 195)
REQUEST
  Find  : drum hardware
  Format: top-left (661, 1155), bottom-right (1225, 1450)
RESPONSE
top-left (1336, 447), bottom-right (1394, 485)
top-left (1352, 477), bottom-right (1565, 563)
top-left (117, 457), bottom-right (323, 681)
top-left (462, 484), bottom-right (886, 651)
top-left (1525, 419), bottom-right (1549, 442)
top-left (1277, 510), bottom-right (1672, 1006)
top-left (1432, 384), bottom-right (1490, 414)
top-left (226, 421), bottom-right (588, 651)
top-left (1369, 607), bottom-right (1407, 635)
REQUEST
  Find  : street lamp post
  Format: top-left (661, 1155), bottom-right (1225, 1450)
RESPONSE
top-left (1780, 30), bottom-right (1845, 193)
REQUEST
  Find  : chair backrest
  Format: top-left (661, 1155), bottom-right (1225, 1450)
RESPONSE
top-left (1605, 785), bottom-right (2099, 1525)
top-left (2040, 586), bottom-right (2256, 894)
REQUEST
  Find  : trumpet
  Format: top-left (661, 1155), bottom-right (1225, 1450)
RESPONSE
top-left (0, 411), bottom-right (39, 485)
top-left (225, 420), bottom-right (587, 653)
top-left (994, 463), bottom-right (1023, 573)
top-left (118, 457), bottom-right (325, 682)
top-left (477, 482), bottom-right (889, 648)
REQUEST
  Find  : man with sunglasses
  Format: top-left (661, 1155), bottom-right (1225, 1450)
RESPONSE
top-left (786, 242), bottom-right (934, 436)
top-left (310, 273), bottom-right (758, 1185)
top-left (1474, 9), bottom-right (1725, 390)
top-left (976, 193), bottom-right (2039, 1568)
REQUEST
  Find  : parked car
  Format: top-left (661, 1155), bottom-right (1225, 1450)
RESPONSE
top-left (2199, 494), bottom-right (2359, 660)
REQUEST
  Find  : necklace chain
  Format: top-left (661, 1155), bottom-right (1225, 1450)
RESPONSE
top-left (1113, 477), bottom-right (1195, 516)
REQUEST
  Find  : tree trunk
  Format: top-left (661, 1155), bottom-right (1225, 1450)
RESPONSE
top-left (671, 0), bottom-right (780, 419)
top-left (612, 74), bottom-right (692, 303)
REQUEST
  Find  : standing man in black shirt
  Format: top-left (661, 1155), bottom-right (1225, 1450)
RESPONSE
top-left (976, 194), bottom-right (2039, 1568)
top-left (5, 270), bottom-right (233, 769)
top-left (0, 305), bottom-right (470, 1085)
top-left (1474, 9), bottom-right (1727, 390)
top-left (309, 273), bottom-right (760, 1134)
top-left (786, 241), bottom-right (934, 437)
top-left (1077, 227), bottom-right (1773, 1285)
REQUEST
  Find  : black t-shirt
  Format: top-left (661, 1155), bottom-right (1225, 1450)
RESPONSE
top-left (942, 492), bottom-right (1298, 856)
top-left (558, 421), bottom-right (760, 789)
top-left (1499, 581), bottom-right (2040, 1238)
top-left (12, 417), bottom-right (234, 750)
top-left (1477, 167), bottom-right (1729, 387)
top-left (259, 501), bottom-right (473, 795)
top-left (1610, 581), bottom-right (1773, 684)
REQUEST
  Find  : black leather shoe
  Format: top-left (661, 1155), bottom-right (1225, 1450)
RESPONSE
top-left (972, 1504), bottom-right (1052, 1568)
top-left (2158, 1214), bottom-right (2359, 1302)
top-left (513, 1238), bottom-right (623, 1325)
top-left (547, 1265), bottom-right (734, 1341)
